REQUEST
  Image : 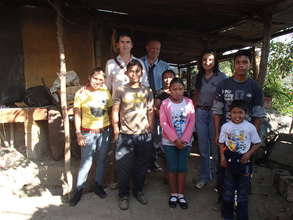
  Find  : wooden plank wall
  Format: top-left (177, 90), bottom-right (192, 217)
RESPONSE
top-left (0, 6), bottom-right (25, 104)
top-left (22, 6), bottom-right (95, 88)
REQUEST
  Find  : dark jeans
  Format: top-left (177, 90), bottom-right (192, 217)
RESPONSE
top-left (221, 150), bottom-right (250, 220)
top-left (115, 133), bottom-right (153, 198)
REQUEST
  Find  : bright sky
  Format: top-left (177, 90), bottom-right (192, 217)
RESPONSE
top-left (272, 33), bottom-right (293, 42)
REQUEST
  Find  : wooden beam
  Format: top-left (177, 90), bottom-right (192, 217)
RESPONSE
top-left (258, 8), bottom-right (273, 86)
top-left (52, 0), bottom-right (73, 197)
top-left (251, 46), bottom-right (258, 80)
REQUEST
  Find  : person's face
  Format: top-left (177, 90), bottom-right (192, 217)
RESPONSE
top-left (234, 55), bottom-right (251, 76)
top-left (125, 65), bottom-right (142, 83)
top-left (202, 53), bottom-right (215, 72)
top-left (230, 107), bottom-right (246, 124)
top-left (146, 41), bottom-right (161, 60)
top-left (163, 71), bottom-right (175, 89)
top-left (170, 82), bottom-right (184, 102)
top-left (89, 71), bottom-right (104, 90)
top-left (117, 36), bottom-right (133, 54)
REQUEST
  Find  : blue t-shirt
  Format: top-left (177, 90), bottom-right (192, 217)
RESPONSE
top-left (212, 77), bottom-right (265, 122)
top-left (140, 56), bottom-right (169, 91)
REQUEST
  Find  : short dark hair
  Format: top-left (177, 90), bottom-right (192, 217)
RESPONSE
top-left (90, 67), bottom-right (104, 75)
top-left (161, 69), bottom-right (176, 81)
top-left (86, 67), bottom-right (105, 86)
top-left (170, 77), bottom-right (184, 88)
top-left (126, 59), bottom-right (143, 71)
top-left (229, 100), bottom-right (248, 112)
top-left (146, 39), bottom-right (161, 45)
top-left (116, 31), bottom-right (133, 43)
top-left (234, 49), bottom-right (252, 62)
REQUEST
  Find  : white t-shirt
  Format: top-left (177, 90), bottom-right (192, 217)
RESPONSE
top-left (219, 120), bottom-right (261, 154)
top-left (162, 99), bottom-right (191, 146)
top-left (105, 55), bottom-right (149, 96)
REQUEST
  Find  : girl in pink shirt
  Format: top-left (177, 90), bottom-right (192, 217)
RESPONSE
top-left (160, 78), bottom-right (195, 209)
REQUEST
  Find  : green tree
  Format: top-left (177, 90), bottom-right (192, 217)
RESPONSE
top-left (219, 60), bottom-right (233, 76)
top-left (264, 39), bottom-right (293, 115)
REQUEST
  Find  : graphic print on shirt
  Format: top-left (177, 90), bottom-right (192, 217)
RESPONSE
top-left (89, 99), bottom-right (107, 117)
top-left (122, 91), bottom-right (147, 108)
top-left (226, 129), bottom-right (247, 153)
top-left (235, 89), bottom-right (245, 100)
top-left (223, 89), bottom-right (234, 102)
top-left (223, 88), bottom-right (253, 121)
top-left (172, 111), bottom-right (187, 138)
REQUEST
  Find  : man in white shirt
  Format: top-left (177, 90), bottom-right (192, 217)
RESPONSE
top-left (105, 33), bottom-right (149, 96)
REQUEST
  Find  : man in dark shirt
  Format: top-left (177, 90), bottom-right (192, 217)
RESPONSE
top-left (213, 49), bottom-right (265, 141)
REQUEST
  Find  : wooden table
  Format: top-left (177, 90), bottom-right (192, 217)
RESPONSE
top-left (0, 107), bottom-right (48, 158)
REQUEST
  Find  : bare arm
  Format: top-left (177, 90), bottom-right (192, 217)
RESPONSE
top-left (213, 114), bottom-right (222, 144)
top-left (252, 117), bottom-right (262, 132)
top-left (219, 143), bottom-right (227, 168)
top-left (241, 143), bottom-right (261, 164)
top-left (112, 104), bottom-right (120, 141)
top-left (147, 108), bottom-right (154, 133)
top-left (154, 98), bottom-right (162, 118)
top-left (74, 107), bottom-right (86, 146)
top-left (107, 107), bottom-right (112, 126)
top-left (192, 89), bottom-right (199, 108)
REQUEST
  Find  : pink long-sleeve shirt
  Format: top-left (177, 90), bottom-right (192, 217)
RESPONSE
top-left (160, 97), bottom-right (195, 144)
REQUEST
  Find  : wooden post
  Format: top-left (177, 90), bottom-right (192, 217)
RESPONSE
top-left (9, 123), bottom-right (14, 148)
top-left (257, 9), bottom-right (272, 86)
top-left (54, 0), bottom-right (72, 197)
top-left (177, 64), bottom-right (181, 77)
top-left (187, 66), bottom-right (192, 97)
top-left (24, 109), bottom-right (33, 158)
top-left (251, 46), bottom-right (258, 80)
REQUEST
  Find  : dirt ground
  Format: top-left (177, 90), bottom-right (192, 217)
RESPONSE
top-left (1, 146), bottom-right (293, 220)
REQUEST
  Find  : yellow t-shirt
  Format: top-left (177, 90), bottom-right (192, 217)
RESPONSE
top-left (74, 87), bottom-right (112, 130)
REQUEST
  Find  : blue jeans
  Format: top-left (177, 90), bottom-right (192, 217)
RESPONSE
top-left (222, 151), bottom-right (250, 220)
top-left (196, 108), bottom-right (216, 183)
top-left (76, 129), bottom-right (110, 190)
top-left (115, 133), bottom-right (153, 198)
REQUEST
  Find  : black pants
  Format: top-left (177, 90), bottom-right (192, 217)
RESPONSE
top-left (115, 133), bottom-right (153, 198)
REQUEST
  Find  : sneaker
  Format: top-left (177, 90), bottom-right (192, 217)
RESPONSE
top-left (134, 191), bottom-right (148, 205)
top-left (69, 189), bottom-right (83, 206)
top-left (119, 196), bottom-right (129, 210)
top-left (195, 181), bottom-right (207, 189)
top-left (94, 184), bottom-right (107, 199)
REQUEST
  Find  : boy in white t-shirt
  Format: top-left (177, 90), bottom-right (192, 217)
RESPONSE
top-left (219, 100), bottom-right (261, 220)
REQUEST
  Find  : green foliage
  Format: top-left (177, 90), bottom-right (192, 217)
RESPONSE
top-left (265, 39), bottom-right (293, 115)
top-left (219, 60), bottom-right (233, 76)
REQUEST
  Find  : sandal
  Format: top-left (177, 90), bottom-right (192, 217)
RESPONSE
top-left (168, 196), bottom-right (177, 208)
top-left (178, 197), bottom-right (188, 209)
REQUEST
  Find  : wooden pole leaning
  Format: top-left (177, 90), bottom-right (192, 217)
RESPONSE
top-left (54, 0), bottom-right (73, 198)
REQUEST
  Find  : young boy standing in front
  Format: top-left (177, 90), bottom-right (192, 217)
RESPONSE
top-left (112, 60), bottom-right (154, 210)
top-left (219, 100), bottom-right (261, 220)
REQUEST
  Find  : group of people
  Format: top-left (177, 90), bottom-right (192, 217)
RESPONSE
top-left (69, 32), bottom-right (265, 220)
